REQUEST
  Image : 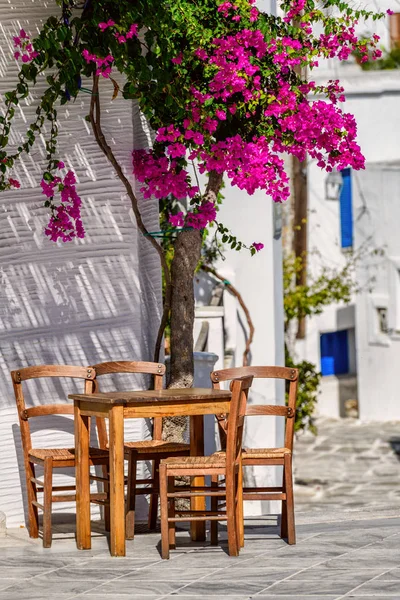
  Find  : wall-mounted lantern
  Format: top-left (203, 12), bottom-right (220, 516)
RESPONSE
top-left (325, 170), bottom-right (343, 201)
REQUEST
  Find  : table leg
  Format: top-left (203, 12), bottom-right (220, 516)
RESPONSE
top-left (109, 405), bottom-right (126, 557)
top-left (190, 414), bottom-right (206, 541)
top-left (74, 402), bottom-right (91, 550)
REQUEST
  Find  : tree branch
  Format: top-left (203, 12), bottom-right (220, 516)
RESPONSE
top-left (89, 74), bottom-right (171, 363)
top-left (201, 264), bottom-right (254, 367)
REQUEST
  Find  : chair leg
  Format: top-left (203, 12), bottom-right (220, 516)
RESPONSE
top-left (225, 471), bottom-right (239, 557)
top-left (283, 454), bottom-right (296, 545)
top-left (236, 464), bottom-right (244, 548)
top-left (281, 464), bottom-right (288, 540)
top-left (102, 462), bottom-right (110, 532)
top-left (43, 457), bottom-right (53, 548)
top-left (126, 454), bottom-right (137, 540)
top-left (167, 475), bottom-right (176, 549)
top-left (159, 463), bottom-right (170, 559)
top-left (148, 459), bottom-right (160, 530)
top-left (210, 474), bottom-right (219, 546)
top-left (26, 460), bottom-right (39, 538)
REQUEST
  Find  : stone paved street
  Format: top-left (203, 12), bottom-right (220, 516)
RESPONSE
top-left (0, 418), bottom-right (399, 599)
top-left (294, 418), bottom-right (400, 522)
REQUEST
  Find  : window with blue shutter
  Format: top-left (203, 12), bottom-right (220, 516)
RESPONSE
top-left (320, 330), bottom-right (349, 376)
top-left (339, 168), bottom-right (353, 248)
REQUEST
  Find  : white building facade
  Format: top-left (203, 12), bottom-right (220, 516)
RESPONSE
top-left (297, 3), bottom-right (400, 420)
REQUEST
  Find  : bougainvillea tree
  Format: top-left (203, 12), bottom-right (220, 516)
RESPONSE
top-left (0, 0), bottom-right (387, 387)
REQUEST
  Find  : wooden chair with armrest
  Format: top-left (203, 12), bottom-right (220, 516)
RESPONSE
top-left (89, 361), bottom-right (190, 539)
top-left (210, 366), bottom-right (298, 546)
top-left (159, 375), bottom-right (253, 558)
top-left (11, 365), bottom-right (109, 548)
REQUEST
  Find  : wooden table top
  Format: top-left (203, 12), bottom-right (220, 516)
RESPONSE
top-left (69, 387), bottom-right (232, 406)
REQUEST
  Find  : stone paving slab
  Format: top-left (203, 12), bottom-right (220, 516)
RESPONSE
top-left (294, 418), bottom-right (400, 522)
top-left (0, 418), bottom-right (399, 599)
top-left (0, 516), bottom-right (399, 600)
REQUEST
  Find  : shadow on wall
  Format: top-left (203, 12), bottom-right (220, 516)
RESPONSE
top-left (0, 203), bottom-right (162, 528)
top-left (0, 8), bottom-right (162, 526)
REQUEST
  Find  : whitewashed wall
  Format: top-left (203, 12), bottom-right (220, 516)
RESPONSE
top-left (216, 192), bottom-right (285, 516)
top-left (297, 44), bottom-right (400, 417)
top-left (0, 2), bottom-right (162, 527)
top-left (353, 164), bottom-right (400, 420)
top-left (194, 191), bottom-right (285, 516)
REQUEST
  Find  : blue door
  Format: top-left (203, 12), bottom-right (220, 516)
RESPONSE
top-left (320, 330), bottom-right (349, 376)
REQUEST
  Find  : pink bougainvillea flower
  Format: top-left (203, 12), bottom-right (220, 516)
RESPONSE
top-left (8, 178), bottom-right (20, 188)
top-left (98, 19), bottom-right (115, 31)
top-left (43, 170), bottom-right (84, 242)
top-left (252, 242), bottom-right (264, 252)
top-left (387, 9), bottom-right (394, 15)
top-left (171, 53), bottom-right (183, 65)
top-left (12, 29), bottom-right (39, 63)
top-left (126, 24), bottom-right (138, 39)
top-left (169, 212), bottom-right (185, 227)
top-left (115, 33), bottom-right (126, 43)
top-left (81, 50), bottom-right (114, 78)
top-left (57, 161), bottom-right (65, 169)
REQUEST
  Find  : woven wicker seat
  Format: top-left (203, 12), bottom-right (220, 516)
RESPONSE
top-left (161, 453), bottom-right (227, 469)
top-left (124, 440), bottom-right (189, 454)
top-left (29, 447), bottom-right (109, 463)
top-left (242, 447), bottom-right (291, 459)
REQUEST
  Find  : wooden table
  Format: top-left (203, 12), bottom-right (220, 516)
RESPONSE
top-left (69, 387), bottom-right (232, 556)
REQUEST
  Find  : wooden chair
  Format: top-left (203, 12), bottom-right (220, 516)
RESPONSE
top-left (159, 375), bottom-right (253, 559)
top-left (89, 361), bottom-right (190, 539)
top-left (10, 365), bottom-right (109, 548)
top-left (210, 366), bottom-right (299, 546)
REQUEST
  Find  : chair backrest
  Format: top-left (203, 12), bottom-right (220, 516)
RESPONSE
top-left (89, 361), bottom-right (165, 447)
top-left (10, 365), bottom-right (96, 455)
top-left (225, 376), bottom-right (253, 468)
top-left (211, 366), bottom-right (299, 452)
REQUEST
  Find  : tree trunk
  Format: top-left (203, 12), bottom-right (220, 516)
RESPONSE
top-left (169, 228), bottom-right (202, 388)
top-left (164, 171), bottom-right (223, 444)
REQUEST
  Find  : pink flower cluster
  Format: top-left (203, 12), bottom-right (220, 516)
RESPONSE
top-left (283, 0), bottom-right (307, 23)
top-left (98, 20), bottom-right (138, 43)
top-left (186, 201), bottom-right (217, 229)
top-left (318, 22), bottom-right (381, 63)
top-left (114, 24), bottom-right (138, 44)
top-left (217, 1), bottom-right (259, 22)
top-left (195, 29), bottom-right (266, 105)
top-left (168, 201), bottom-right (217, 230)
top-left (132, 149), bottom-right (199, 200)
top-left (98, 19), bottom-right (115, 31)
top-left (82, 49), bottom-right (114, 78)
top-left (13, 29), bottom-right (39, 63)
top-left (8, 177), bottom-right (20, 188)
top-left (196, 135), bottom-right (290, 202)
top-left (42, 168), bottom-right (85, 242)
top-left (274, 100), bottom-right (365, 171)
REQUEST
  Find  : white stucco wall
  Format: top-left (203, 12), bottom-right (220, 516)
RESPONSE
top-left (353, 164), bottom-right (400, 420)
top-left (0, 2), bottom-right (162, 527)
top-left (199, 192), bottom-right (285, 516)
top-left (298, 62), bottom-right (400, 418)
